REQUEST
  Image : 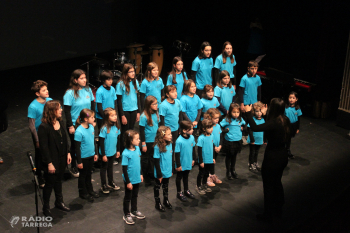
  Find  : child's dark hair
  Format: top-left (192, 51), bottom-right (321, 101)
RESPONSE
top-left (217, 70), bottom-right (232, 88)
top-left (124, 130), bottom-right (139, 149)
top-left (200, 119), bottom-right (213, 135)
top-left (169, 56), bottom-right (186, 84)
top-left (202, 85), bottom-right (214, 98)
top-left (183, 79), bottom-right (196, 95)
top-left (99, 70), bottom-right (113, 83)
top-left (203, 108), bottom-right (221, 121)
top-left (248, 60), bottom-right (259, 68)
top-left (66, 69), bottom-right (87, 99)
top-left (31, 80), bottom-right (48, 93)
top-left (162, 85), bottom-right (177, 101)
top-left (75, 108), bottom-right (94, 128)
top-left (221, 41), bottom-right (234, 64)
top-left (225, 103), bottom-right (242, 123)
top-left (198, 41), bottom-right (212, 59)
top-left (143, 95), bottom-right (159, 126)
top-left (119, 63), bottom-right (137, 95)
top-left (144, 62), bottom-right (160, 82)
top-left (154, 126), bottom-right (171, 152)
top-left (179, 120), bottom-right (193, 137)
top-left (287, 91), bottom-right (300, 110)
top-left (101, 107), bottom-right (120, 133)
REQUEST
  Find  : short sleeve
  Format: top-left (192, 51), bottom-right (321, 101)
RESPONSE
top-left (99, 127), bottom-right (107, 138)
top-left (191, 136), bottom-right (196, 147)
top-left (239, 77), bottom-right (246, 88)
top-left (214, 56), bottom-right (222, 69)
top-left (297, 109), bottom-right (302, 116)
top-left (136, 146), bottom-right (141, 155)
top-left (215, 97), bottom-right (220, 106)
top-left (180, 96), bottom-right (186, 109)
top-left (247, 123), bottom-right (250, 128)
top-left (220, 119), bottom-right (228, 127)
top-left (175, 139), bottom-right (181, 153)
top-left (177, 99), bottom-right (182, 112)
top-left (258, 77), bottom-right (262, 86)
top-left (153, 146), bottom-right (160, 159)
top-left (160, 78), bottom-right (164, 90)
top-left (159, 103), bottom-right (167, 116)
top-left (74, 129), bottom-right (83, 142)
top-left (136, 80), bottom-right (140, 91)
top-left (139, 114), bottom-right (147, 127)
top-left (214, 87), bottom-right (221, 97)
top-left (191, 58), bottom-right (200, 71)
top-left (184, 72), bottom-right (188, 80)
top-left (96, 89), bottom-right (103, 103)
top-left (89, 88), bottom-right (95, 101)
top-left (167, 75), bottom-right (173, 85)
top-left (140, 80), bottom-right (147, 94)
top-left (27, 105), bottom-right (36, 119)
top-left (233, 55), bottom-right (237, 66)
top-left (121, 150), bottom-right (129, 166)
top-left (63, 90), bottom-right (73, 106)
top-left (116, 82), bottom-right (123, 95)
top-left (196, 136), bottom-right (204, 147)
top-left (241, 118), bottom-right (246, 126)
top-left (197, 96), bottom-right (203, 109)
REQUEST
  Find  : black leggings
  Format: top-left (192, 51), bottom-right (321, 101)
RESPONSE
top-left (225, 150), bottom-right (238, 171)
top-left (120, 110), bottom-right (137, 152)
top-left (68, 130), bottom-right (76, 168)
top-left (141, 142), bottom-right (154, 178)
top-left (100, 156), bottom-right (114, 185)
top-left (43, 158), bottom-right (66, 207)
top-left (249, 144), bottom-right (262, 165)
top-left (171, 130), bottom-right (179, 171)
top-left (197, 164), bottom-right (214, 187)
top-left (154, 177), bottom-right (170, 199)
top-left (78, 157), bottom-right (94, 195)
top-left (176, 170), bottom-right (190, 192)
top-left (123, 182), bottom-right (139, 215)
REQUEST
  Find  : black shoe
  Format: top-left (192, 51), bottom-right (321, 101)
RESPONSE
top-left (231, 170), bottom-right (238, 179)
top-left (155, 199), bottom-right (165, 212)
top-left (89, 191), bottom-right (99, 198)
top-left (177, 192), bottom-right (188, 202)
top-left (163, 199), bottom-right (172, 209)
top-left (287, 150), bottom-right (295, 159)
top-left (79, 193), bottom-right (94, 202)
top-left (38, 176), bottom-right (45, 188)
top-left (43, 205), bottom-right (53, 217)
top-left (55, 201), bottom-right (70, 212)
top-left (226, 171), bottom-right (233, 180)
top-left (107, 182), bottom-right (120, 191)
top-left (69, 167), bottom-right (79, 178)
top-left (101, 184), bottom-right (110, 194)
top-left (184, 190), bottom-right (195, 199)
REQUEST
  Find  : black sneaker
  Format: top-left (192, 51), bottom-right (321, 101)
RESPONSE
top-left (89, 191), bottom-right (100, 198)
top-left (101, 184), bottom-right (110, 194)
top-left (184, 190), bottom-right (195, 199)
top-left (113, 161), bottom-right (119, 165)
top-left (108, 182), bottom-right (120, 191)
top-left (130, 211), bottom-right (146, 219)
top-left (69, 167), bottom-right (79, 178)
top-left (177, 191), bottom-right (188, 202)
top-left (231, 171), bottom-right (238, 179)
top-left (79, 193), bottom-right (94, 202)
top-left (123, 214), bottom-right (135, 225)
top-left (38, 176), bottom-right (45, 188)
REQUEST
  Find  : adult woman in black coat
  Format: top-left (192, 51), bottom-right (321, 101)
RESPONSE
top-left (38, 100), bottom-right (72, 218)
top-left (244, 98), bottom-right (291, 222)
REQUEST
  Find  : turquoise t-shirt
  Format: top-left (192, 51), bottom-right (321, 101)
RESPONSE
top-left (140, 77), bottom-right (164, 104)
top-left (220, 118), bottom-right (246, 142)
top-left (191, 56), bottom-right (213, 90)
top-left (116, 80), bottom-right (140, 112)
top-left (285, 107), bottom-right (302, 124)
top-left (99, 125), bottom-right (120, 156)
top-left (74, 124), bottom-right (95, 159)
top-left (159, 99), bottom-right (182, 131)
top-left (247, 117), bottom-right (265, 145)
top-left (200, 97), bottom-right (220, 119)
top-left (154, 144), bottom-right (173, 178)
top-left (27, 97), bottom-right (53, 131)
top-left (95, 86), bottom-right (117, 119)
top-left (122, 146), bottom-right (142, 184)
top-left (139, 113), bottom-right (159, 143)
top-left (214, 54), bottom-right (237, 78)
top-left (180, 95), bottom-right (203, 128)
top-left (175, 135), bottom-right (196, 171)
top-left (166, 72), bottom-right (188, 99)
top-left (197, 134), bottom-right (214, 164)
top-left (239, 74), bottom-right (262, 105)
top-left (212, 124), bottom-right (222, 147)
top-left (214, 86), bottom-right (236, 114)
top-left (63, 88), bottom-right (94, 126)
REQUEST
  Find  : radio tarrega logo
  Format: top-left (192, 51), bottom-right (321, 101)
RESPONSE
top-left (9, 216), bottom-right (20, 228)
top-left (9, 216), bottom-right (53, 228)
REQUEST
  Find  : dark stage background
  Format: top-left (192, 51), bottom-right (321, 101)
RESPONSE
top-left (1, 0), bottom-right (349, 114)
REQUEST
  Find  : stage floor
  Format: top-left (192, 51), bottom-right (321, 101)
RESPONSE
top-left (1, 59), bottom-right (350, 232)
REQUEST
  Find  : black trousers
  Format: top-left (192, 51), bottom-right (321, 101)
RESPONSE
top-left (68, 130), bottom-right (76, 168)
top-left (249, 144), bottom-right (262, 165)
top-left (261, 149), bottom-right (288, 216)
top-left (171, 130), bottom-right (179, 172)
top-left (213, 151), bottom-right (219, 173)
top-left (31, 136), bottom-right (43, 177)
top-left (43, 157), bottom-right (66, 207)
top-left (100, 156), bottom-right (114, 185)
top-left (176, 170), bottom-right (190, 192)
top-left (141, 142), bottom-right (154, 179)
top-left (97, 118), bottom-right (103, 131)
top-left (197, 164), bottom-right (214, 187)
top-left (120, 110), bottom-right (137, 152)
top-left (123, 182), bottom-right (139, 215)
top-left (78, 156), bottom-right (94, 195)
top-left (225, 150), bottom-right (238, 171)
top-left (154, 177), bottom-right (170, 199)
